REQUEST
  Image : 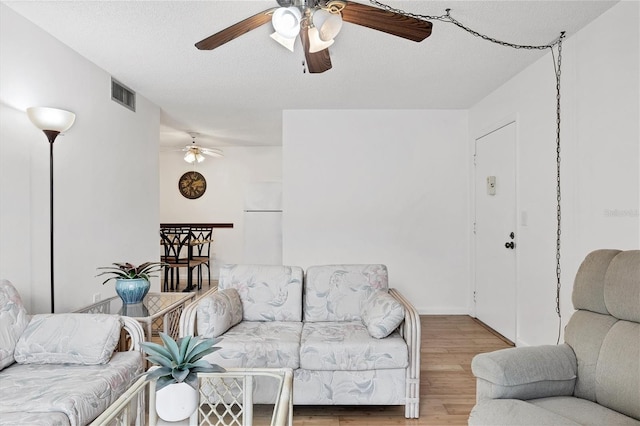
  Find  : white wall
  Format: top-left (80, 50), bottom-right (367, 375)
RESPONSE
top-left (469, 1), bottom-right (639, 346)
top-left (159, 146), bottom-right (282, 277)
top-left (0, 4), bottom-right (160, 313)
top-left (283, 110), bottom-right (469, 314)
top-left (3, 0), bottom-right (634, 330)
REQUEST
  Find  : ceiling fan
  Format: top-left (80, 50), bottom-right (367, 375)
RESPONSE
top-left (195, 0), bottom-right (432, 73)
top-left (182, 133), bottom-right (224, 164)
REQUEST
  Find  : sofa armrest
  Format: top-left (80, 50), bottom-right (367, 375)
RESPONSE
top-left (472, 343), bottom-right (577, 402)
top-left (120, 317), bottom-right (145, 352)
top-left (179, 288), bottom-right (224, 338)
top-left (388, 288), bottom-right (421, 418)
top-left (179, 297), bottom-right (199, 338)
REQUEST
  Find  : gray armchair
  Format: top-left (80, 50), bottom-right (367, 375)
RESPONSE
top-left (469, 249), bottom-right (640, 425)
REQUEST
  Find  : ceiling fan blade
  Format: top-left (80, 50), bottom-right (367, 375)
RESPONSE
top-left (300, 28), bottom-right (332, 74)
top-left (200, 148), bottom-right (224, 157)
top-left (195, 8), bottom-right (277, 50)
top-left (341, 1), bottom-right (432, 42)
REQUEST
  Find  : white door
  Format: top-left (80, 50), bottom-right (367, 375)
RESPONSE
top-left (474, 121), bottom-right (517, 342)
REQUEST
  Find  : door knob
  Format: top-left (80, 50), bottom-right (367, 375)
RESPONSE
top-left (505, 242), bottom-right (515, 249)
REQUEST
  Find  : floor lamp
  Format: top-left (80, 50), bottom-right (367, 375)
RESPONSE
top-left (27, 107), bottom-right (76, 313)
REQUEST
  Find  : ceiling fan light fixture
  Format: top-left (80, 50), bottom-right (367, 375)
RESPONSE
top-left (307, 27), bottom-right (334, 53)
top-left (184, 150), bottom-right (205, 164)
top-left (270, 31), bottom-right (296, 52)
top-left (312, 9), bottom-right (342, 41)
top-left (272, 6), bottom-right (302, 39)
top-left (184, 151), bottom-right (195, 163)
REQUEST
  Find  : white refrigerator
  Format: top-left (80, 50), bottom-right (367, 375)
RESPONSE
top-left (243, 182), bottom-right (283, 265)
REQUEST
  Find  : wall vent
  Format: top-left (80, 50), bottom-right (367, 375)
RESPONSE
top-left (111, 78), bottom-right (136, 112)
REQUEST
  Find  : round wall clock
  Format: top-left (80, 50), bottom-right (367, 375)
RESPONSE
top-left (178, 171), bottom-right (207, 199)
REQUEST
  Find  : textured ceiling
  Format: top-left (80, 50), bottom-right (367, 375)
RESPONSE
top-left (4, 0), bottom-right (618, 149)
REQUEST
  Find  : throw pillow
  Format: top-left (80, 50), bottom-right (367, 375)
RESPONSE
top-left (196, 288), bottom-right (243, 338)
top-left (14, 314), bottom-right (122, 365)
top-left (361, 290), bottom-right (405, 339)
top-left (0, 280), bottom-right (30, 370)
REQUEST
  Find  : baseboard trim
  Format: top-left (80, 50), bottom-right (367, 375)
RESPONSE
top-left (416, 307), bottom-right (470, 315)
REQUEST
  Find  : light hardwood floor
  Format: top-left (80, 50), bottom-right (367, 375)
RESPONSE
top-left (179, 283), bottom-right (513, 425)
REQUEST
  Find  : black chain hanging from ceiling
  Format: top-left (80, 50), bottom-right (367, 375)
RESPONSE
top-left (370, 0), bottom-right (566, 344)
top-left (550, 38), bottom-right (564, 345)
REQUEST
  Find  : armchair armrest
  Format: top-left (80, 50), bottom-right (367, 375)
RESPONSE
top-left (472, 343), bottom-right (577, 402)
top-left (388, 288), bottom-right (421, 418)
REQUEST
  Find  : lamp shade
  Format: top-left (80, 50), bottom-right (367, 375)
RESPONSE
top-left (272, 6), bottom-right (302, 39)
top-left (270, 31), bottom-right (297, 52)
top-left (308, 27), bottom-right (334, 53)
top-left (27, 107), bottom-right (75, 132)
top-left (312, 9), bottom-right (342, 41)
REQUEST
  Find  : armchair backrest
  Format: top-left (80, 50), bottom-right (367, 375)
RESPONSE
top-left (219, 264), bottom-right (303, 322)
top-left (303, 264), bottom-right (389, 322)
top-left (565, 249), bottom-right (639, 420)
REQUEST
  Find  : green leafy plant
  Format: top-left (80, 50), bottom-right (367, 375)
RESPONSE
top-left (96, 262), bottom-right (166, 285)
top-left (140, 332), bottom-right (224, 391)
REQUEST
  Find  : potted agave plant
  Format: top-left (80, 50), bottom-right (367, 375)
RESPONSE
top-left (96, 262), bottom-right (165, 305)
top-left (141, 332), bottom-right (224, 422)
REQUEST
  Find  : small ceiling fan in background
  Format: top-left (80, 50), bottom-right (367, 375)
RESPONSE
top-left (180, 132), bottom-right (224, 164)
top-left (195, 0), bottom-right (433, 73)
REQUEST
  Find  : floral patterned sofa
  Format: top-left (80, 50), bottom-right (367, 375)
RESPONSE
top-left (179, 264), bottom-right (421, 418)
top-left (0, 279), bottom-right (145, 426)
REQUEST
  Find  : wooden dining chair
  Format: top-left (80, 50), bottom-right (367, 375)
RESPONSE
top-left (160, 227), bottom-right (205, 292)
top-left (189, 226), bottom-right (213, 289)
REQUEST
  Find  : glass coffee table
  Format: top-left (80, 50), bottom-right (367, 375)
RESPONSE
top-left (90, 368), bottom-right (293, 426)
top-left (75, 292), bottom-right (196, 340)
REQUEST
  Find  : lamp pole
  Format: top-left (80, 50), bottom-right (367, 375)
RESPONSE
top-left (27, 107), bottom-right (75, 313)
top-left (45, 130), bottom-right (59, 314)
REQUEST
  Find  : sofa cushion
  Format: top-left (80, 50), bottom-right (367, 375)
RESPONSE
top-left (0, 280), bottom-right (29, 370)
top-left (469, 399), bottom-right (581, 425)
top-left (564, 310), bottom-right (617, 401)
top-left (0, 411), bottom-right (71, 426)
top-left (294, 368), bottom-right (406, 405)
top-left (530, 396), bottom-right (640, 426)
top-left (219, 264), bottom-right (303, 321)
top-left (196, 288), bottom-right (243, 338)
top-left (572, 249), bottom-right (620, 315)
top-left (0, 351), bottom-right (142, 426)
top-left (304, 264), bottom-right (389, 322)
top-left (360, 290), bottom-right (405, 338)
top-left (595, 320), bottom-right (640, 420)
top-left (14, 314), bottom-right (122, 365)
top-left (300, 321), bottom-right (408, 371)
top-left (203, 321), bottom-right (302, 369)
top-left (603, 250), bottom-right (640, 322)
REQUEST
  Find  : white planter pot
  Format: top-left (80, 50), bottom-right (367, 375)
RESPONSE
top-left (155, 382), bottom-right (199, 422)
